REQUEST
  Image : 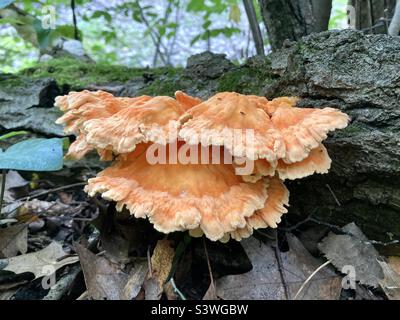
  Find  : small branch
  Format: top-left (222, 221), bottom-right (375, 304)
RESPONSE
top-left (294, 260), bottom-right (332, 300)
top-left (273, 232), bottom-right (290, 300)
top-left (0, 169), bottom-right (7, 218)
top-left (15, 182), bottom-right (86, 202)
top-left (71, 0), bottom-right (79, 40)
top-left (242, 0), bottom-right (265, 56)
top-left (170, 278), bottom-right (186, 300)
top-left (136, 1), bottom-right (168, 66)
top-left (203, 237), bottom-right (216, 298)
top-left (325, 184), bottom-right (341, 206)
top-left (153, 0), bottom-right (173, 66)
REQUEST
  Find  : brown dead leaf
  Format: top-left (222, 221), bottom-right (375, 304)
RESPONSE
top-left (122, 259), bottom-right (148, 300)
top-left (1, 241), bottom-right (78, 278)
top-left (378, 260), bottom-right (400, 300)
top-left (144, 239), bottom-right (174, 300)
top-left (1, 171), bottom-right (28, 203)
top-left (318, 222), bottom-right (384, 288)
top-left (75, 243), bottom-right (129, 300)
top-left (0, 223), bottom-right (28, 258)
top-left (388, 256), bottom-right (400, 275)
top-left (216, 234), bottom-right (342, 300)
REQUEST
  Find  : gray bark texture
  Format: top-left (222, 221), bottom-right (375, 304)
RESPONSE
top-left (258, 0), bottom-right (332, 50)
top-left (0, 30), bottom-right (399, 242)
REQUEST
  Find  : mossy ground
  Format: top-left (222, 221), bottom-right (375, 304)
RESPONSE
top-left (18, 57), bottom-right (180, 90)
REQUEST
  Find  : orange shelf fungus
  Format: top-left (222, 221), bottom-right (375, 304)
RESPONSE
top-left (55, 90), bottom-right (349, 241)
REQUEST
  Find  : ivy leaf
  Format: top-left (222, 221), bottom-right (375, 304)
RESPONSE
top-left (0, 138), bottom-right (63, 171)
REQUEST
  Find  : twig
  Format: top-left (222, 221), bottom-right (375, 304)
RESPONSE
top-left (152, 0), bottom-right (173, 66)
top-left (76, 290), bottom-right (88, 300)
top-left (15, 182), bottom-right (86, 202)
top-left (325, 184), bottom-right (341, 206)
top-left (273, 232), bottom-right (290, 300)
top-left (71, 0), bottom-right (79, 40)
top-left (242, 0), bottom-right (265, 56)
top-left (0, 169), bottom-right (6, 217)
top-left (170, 277), bottom-right (186, 300)
top-left (136, 1), bottom-right (168, 66)
top-left (294, 260), bottom-right (332, 300)
top-left (203, 237), bottom-right (216, 297)
top-left (147, 245), bottom-right (153, 278)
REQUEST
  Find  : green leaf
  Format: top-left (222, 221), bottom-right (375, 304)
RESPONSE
top-left (229, 4), bottom-right (241, 24)
top-left (0, 17), bottom-right (24, 25)
top-left (190, 34), bottom-right (202, 46)
top-left (91, 10), bottom-right (112, 23)
top-left (32, 18), bottom-right (52, 50)
top-left (187, 0), bottom-right (206, 12)
top-left (0, 0), bottom-right (14, 9)
top-left (0, 138), bottom-right (63, 171)
top-left (54, 25), bottom-right (77, 39)
top-left (0, 131), bottom-right (28, 141)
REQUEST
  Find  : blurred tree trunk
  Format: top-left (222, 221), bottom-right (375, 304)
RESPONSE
top-left (348, 0), bottom-right (397, 34)
top-left (258, 0), bottom-right (332, 50)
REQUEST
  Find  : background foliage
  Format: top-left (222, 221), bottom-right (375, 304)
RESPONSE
top-left (0, 0), bottom-right (348, 72)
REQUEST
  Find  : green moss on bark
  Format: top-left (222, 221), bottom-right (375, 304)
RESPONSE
top-left (18, 57), bottom-right (180, 89)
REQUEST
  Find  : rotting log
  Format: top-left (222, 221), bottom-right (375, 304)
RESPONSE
top-left (0, 30), bottom-right (399, 241)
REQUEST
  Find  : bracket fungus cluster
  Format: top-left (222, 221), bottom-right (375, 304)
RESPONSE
top-left (55, 90), bottom-right (349, 242)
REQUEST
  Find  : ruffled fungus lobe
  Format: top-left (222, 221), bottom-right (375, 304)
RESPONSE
top-left (190, 177), bottom-right (289, 242)
top-left (266, 97), bottom-right (349, 164)
top-left (175, 91), bottom-right (202, 110)
top-left (179, 92), bottom-right (284, 161)
top-left (55, 89), bottom-right (349, 242)
top-left (83, 96), bottom-right (186, 154)
top-left (55, 90), bottom-right (151, 159)
top-left (229, 177), bottom-right (289, 241)
top-left (85, 144), bottom-right (268, 241)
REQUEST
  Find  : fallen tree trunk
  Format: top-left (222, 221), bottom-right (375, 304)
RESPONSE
top-left (1, 30), bottom-right (399, 242)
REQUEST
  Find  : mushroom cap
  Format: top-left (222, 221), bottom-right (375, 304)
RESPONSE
top-left (229, 177), bottom-right (289, 241)
top-left (241, 143), bottom-right (332, 181)
top-left (85, 143), bottom-right (268, 241)
top-left (190, 177), bottom-right (289, 242)
top-left (276, 143), bottom-right (331, 180)
top-left (267, 97), bottom-right (349, 163)
top-left (175, 91), bottom-right (202, 110)
top-left (83, 96), bottom-right (185, 154)
top-left (55, 90), bottom-right (151, 160)
top-left (179, 92), bottom-right (284, 161)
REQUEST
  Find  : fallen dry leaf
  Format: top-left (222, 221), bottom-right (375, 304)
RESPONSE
top-left (1, 171), bottom-right (28, 203)
top-left (0, 223), bottom-right (28, 258)
top-left (76, 243), bottom-right (149, 300)
top-left (1, 241), bottom-right (78, 278)
top-left (75, 243), bottom-right (130, 300)
top-left (122, 260), bottom-right (148, 300)
top-left (216, 234), bottom-right (341, 300)
top-left (378, 260), bottom-right (400, 300)
top-left (388, 256), bottom-right (400, 275)
top-left (144, 239), bottom-right (174, 300)
top-left (318, 222), bottom-right (384, 288)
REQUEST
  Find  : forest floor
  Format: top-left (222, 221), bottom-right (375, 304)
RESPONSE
top-left (0, 168), bottom-right (399, 300)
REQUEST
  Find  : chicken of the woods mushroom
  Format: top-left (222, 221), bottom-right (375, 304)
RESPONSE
top-left (55, 90), bottom-right (349, 241)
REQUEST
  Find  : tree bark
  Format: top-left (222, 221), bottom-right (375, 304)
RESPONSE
top-left (258, 0), bottom-right (332, 50)
top-left (349, 0), bottom-right (397, 34)
top-left (1, 30), bottom-right (399, 243)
